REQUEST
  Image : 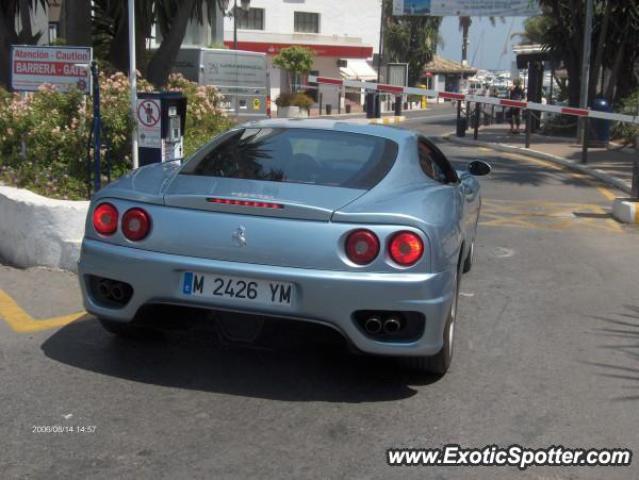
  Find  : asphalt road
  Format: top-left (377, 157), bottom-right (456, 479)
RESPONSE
top-left (1, 116), bottom-right (639, 479)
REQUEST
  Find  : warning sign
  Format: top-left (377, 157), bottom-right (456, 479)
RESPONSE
top-left (10, 45), bottom-right (92, 93)
top-left (137, 100), bottom-right (160, 127)
top-left (136, 99), bottom-right (161, 148)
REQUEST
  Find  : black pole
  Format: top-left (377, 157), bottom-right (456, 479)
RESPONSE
top-left (525, 110), bottom-right (531, 148)
top-left (473, 102), bottom-right (480, 140)
top-left (318, 92), bottom-right (323, 117)
top-left (456, 100), bottom-right (464, 137)
top-left (632, 141), bottom-right (639, 199)
top-left (582, 117), bottom-right (589, 164)
top-left (91, 61), bottom-right (101, 194)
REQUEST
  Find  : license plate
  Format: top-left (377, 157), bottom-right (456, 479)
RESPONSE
top-left (181, 272), bottom-right (294, 307)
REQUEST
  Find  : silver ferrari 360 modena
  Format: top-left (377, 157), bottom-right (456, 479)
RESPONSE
top-left (78, 119), bottom-right (490, 375)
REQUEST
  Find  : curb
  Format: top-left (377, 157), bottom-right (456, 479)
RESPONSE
top-left (443, 134), bottom-right (632, 195)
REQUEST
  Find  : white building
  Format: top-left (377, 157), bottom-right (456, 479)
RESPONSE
top-left (222, 0), bottom-right (381, 113)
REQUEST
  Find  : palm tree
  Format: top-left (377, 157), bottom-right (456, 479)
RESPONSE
top-left (458, 16), bottom-right (502, 66)
top-left (458, 16), bottom-right (471, 65)
top-left (0, 0), bottom-right (48, 87)
top-left (93, 0), bottom-right (227, 87)
top-left (60, 0), bottom-right (91, 46)
top-left (147, 0), bottom-right (228, 86)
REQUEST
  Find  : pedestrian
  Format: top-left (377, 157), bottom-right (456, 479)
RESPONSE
top-left (509, 78), bottom-right (525, 134)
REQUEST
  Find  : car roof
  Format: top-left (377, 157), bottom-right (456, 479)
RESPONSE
top-left (238, 118), bottom-right (416, 143)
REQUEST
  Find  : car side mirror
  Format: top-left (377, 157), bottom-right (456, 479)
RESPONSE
top-left (468, 160), bottom-right (491, 176)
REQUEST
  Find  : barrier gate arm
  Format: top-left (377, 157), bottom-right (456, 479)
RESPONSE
top-left (307, 75), bottom-right (639, 126)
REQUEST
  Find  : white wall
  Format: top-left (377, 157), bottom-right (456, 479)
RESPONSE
top-left (0, 186), bottom-right (88, 272)
top-left (224, 0), bottom-right (381, 54)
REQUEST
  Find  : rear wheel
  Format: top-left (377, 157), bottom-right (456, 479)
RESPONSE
top-left (462, 241), bottom-right (475, 273)
top-left (399, 268), bottom-right (460, 376)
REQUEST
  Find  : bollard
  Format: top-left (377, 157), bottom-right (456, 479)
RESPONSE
top-left (525, 110), bottom-right (531, 149)
top-left (456, 100), bottom-right (466, 137)
top-left (581, 117), bottom-right (589, 164)
top-left (632, 135), bottom-right (639, 199)
top-left (365, 92), bottom-right (374, 118)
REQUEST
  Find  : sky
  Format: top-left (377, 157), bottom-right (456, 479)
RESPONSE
top-left (437, 16), bottom-right (528, 71)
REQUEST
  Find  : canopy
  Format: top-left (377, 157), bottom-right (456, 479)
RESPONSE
top-left (340, 59), bottom-right (378, 81)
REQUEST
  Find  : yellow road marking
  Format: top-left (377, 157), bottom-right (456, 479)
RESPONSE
top-left (480, 199), bottom-right (623, 233)
top-left (0, 289), bottom-right (86, 333)
top-left (596, 186), bottom-right (616, 201)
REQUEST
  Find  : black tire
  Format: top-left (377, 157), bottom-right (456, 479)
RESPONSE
top-left (462, 241), bottom-right (474, 274)
top-left (98, 317), bottom-right (156, 339)
top-left (399, 268), bottom-right (460, 376)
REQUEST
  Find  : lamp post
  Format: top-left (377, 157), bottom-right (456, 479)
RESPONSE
top-left (233, 0), bottom-right (251, 50)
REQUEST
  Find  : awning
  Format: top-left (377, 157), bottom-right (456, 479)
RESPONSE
top-left (339, 59), bottom-right (378, 81)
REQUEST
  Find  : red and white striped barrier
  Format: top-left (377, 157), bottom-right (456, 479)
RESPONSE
top-left (308, 75), bottom-right (639, 125)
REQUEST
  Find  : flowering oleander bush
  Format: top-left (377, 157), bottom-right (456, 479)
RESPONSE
top-left (0, 73), bottom-right (232, 200)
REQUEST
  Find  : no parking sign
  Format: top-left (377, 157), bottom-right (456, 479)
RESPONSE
top-left (136, 98), bottom-right (161, 148)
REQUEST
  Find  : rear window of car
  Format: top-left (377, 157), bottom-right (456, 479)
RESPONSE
top-left (180, 128), bottom-right (398, 189)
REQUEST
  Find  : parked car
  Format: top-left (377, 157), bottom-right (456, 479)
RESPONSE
top-left (78, 119), bottom-right (490, 375)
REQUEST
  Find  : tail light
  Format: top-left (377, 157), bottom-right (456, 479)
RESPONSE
top-left (93, 203), bottom-right (118, 236)
top-left (266, 96), bottom-right (272, 118)
top-left (122, 208), bottom-right (151, 241)
top-left (389, 231), bottom-right (423, 266)
top-left (345, 229), bottom-right (379, 265)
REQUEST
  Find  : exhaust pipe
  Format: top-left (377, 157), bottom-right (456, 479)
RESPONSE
top-left (383, 316), bottom-right (402, 334)
top-left (364, 316), bottom-right (383, 334)
top-left (97, 279), bottom-right (111, 299)
top-left (110, 283), bottom-right (126, 302)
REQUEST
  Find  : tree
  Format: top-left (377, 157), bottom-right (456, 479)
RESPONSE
top-left (92, 0), bottom-right (227, 87)
top-left (0, 0), bottom-right (48, 87)
top-left (525, 1), bottom-right (639, 107)
top-left (458, 16), bottom-right (502, 65)
top-left (458, 16), bottom-right (471, 65)
top-left (272, 46), bottom-right (314, 93)
top-left (383, 0), bottom-right (441, 86)
top-left (60, 0), bottom-right (91, 46)
top-left (148, 0), bottom-right (230, 86)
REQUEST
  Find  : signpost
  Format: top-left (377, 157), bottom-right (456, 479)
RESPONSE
top-left (129, 0), bottom-right (139, 169)
top-left (10, 45), bottom-right (92, 93)
top-left (392, 0), bottom-right (540, 16)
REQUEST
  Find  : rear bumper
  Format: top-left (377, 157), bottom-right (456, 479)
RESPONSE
top-left (78, 239), bottom-right (456, 357)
